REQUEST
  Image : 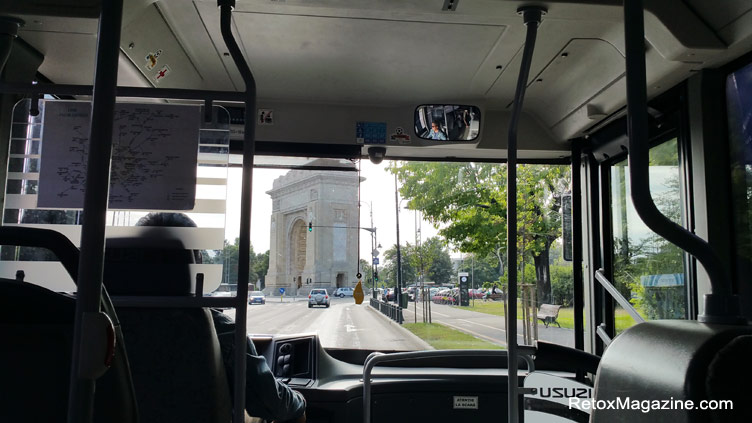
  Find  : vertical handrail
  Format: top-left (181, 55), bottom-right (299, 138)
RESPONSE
top-left (507, 7), bottom-right (544, 423)
top-left (623, 0), bottom-right (740, 324)
top-left (571, 142), bottom-right (585, 351)
top-left (67, 1), bottom-right (123, 422)
top-left (218, 1), bottom-right (258, 421)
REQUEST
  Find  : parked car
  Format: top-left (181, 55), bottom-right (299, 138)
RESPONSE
top-left (334, 287), bottom-right (354, 298)
top-left (208, 290), bottom-right (234, 309)
top-left (308, 288), bottom-right (330, 308)
top-left (248, 290), bottom-right (266, 305)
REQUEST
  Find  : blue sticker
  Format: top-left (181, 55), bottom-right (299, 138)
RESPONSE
top-left (356, 122), bottom-right (387, 144)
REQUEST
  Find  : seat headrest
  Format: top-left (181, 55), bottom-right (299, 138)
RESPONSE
top-left (103, 236), bottom-right (194, 296)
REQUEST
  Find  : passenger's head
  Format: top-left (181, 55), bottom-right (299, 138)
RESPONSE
top-left (137, 212), bottom-right (197, 229)
top-left (136, 212), bottom-right (202, 264)
top-left (104, 212), bottom-right (198, 296)
top-left (431, 122), bottom-right (440, 132)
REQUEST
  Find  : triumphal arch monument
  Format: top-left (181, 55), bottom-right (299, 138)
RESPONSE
top-left (264, 159), bottom-right (360, 295)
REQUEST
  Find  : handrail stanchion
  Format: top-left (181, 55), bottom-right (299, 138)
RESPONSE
top-left (594, 269), bottom-right (645, 324)
top-left (507, 7), bottom-right (545, 423)
top-left (623, 0), bottom-right (740, 324)
top-left (67, 1), bottom-right (124, 422)
top-left (218, 1), bottom-right (258, 421)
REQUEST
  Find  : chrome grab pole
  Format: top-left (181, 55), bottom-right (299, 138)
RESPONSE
top-left (218, 1), bottom-right (258, 421)
top-left (507, 6), bottom-right (545, 423)
top-left (67, 1), bottom-right (124, 422)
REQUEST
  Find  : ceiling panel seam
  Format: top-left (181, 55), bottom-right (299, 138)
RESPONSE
top-left (503, 37), bottom-right (625, 109)
top-left (233, 11), bottom-right (507, 28)
top-left (154, 2), bottom-right (204, 82)
top-left (484, 42), bottom-right (523, 98)
top-left (195, 0), bottom-right (239, 91)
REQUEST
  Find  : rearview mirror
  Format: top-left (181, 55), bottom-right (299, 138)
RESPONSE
top-left (414, 105), bottom-right (481, 141)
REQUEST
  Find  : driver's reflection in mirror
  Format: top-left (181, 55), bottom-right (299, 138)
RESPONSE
top-left (136, 213), bottom-right (306, 423)
top-left (414, 105), bottom-right (480, 141)
top-left (427, 122), bottom-right (447, 140)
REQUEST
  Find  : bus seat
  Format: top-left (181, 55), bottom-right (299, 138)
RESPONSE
top-left (591, 320), bottom-right (752, 422)
top-left (103, 236), bottom-right (231, 423)
top-left (0, 278), bottom-right (138, 423)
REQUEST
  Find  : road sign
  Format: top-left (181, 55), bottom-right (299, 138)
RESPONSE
top-left (372, 248), bottom-right (379, 257)
top-left (458, 272), bottom-right (470, 306)
top-left (372, 257), bottom-right (379, 265)
top-left (356, 272), bottom-right (362, 279)
top-left (279, 288), bottom-right (285, 295)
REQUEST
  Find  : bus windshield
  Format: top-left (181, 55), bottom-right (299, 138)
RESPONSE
top-left (204, 156), bottom-right (574, 351)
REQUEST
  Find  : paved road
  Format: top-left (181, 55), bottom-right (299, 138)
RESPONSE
top-left (401, 300), bottom-right (575, 348)
top-left (224, 297), bottom-right (428, 351)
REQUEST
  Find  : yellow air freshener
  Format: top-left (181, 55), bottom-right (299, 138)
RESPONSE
top-left (353, 280), bottom-right (365, 304)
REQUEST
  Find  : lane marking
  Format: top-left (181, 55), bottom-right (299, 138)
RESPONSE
top-left (458, 318), bottom-right (504, 332)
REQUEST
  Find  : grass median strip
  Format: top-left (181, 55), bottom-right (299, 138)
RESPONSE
top-left (456, 302), bottom-right (640, 332)
top-left (403, 322), bottom-right (503, 350)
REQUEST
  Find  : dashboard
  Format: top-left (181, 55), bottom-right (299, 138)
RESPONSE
top-left (251, 333), bottom-right (597, 423)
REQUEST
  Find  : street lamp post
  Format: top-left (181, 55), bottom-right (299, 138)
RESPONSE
top-left (360, 201), bottom-right (378, 294)
top-left (394, 173), bottom-right (403, 307)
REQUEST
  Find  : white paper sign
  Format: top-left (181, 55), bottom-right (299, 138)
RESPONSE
top-left (37, 101), bottom-right (200, 210)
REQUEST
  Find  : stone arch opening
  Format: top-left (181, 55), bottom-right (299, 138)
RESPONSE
top-left (289, 219), bottom-right (307, 290)
top-left (336, 273), bottom-right (345, 288)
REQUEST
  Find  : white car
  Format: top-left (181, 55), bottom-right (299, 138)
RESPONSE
top-left (308, 289), bottom-right (330, 308)
top-left (248, 291), bottom-right (266, 305)
top-left (333, 287), bottom-right (354, 298)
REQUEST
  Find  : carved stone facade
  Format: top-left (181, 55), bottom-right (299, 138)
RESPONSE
top-left (264, 159), bottom-right (360, 295)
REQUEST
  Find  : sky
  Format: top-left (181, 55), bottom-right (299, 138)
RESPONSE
top-left (223, 159), bottom-right (440, 262)
top-left (222, 158), bottom-right (679, 263)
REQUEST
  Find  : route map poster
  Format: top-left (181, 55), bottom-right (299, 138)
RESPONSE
top-left (37, 101), bottom-right (200, 210)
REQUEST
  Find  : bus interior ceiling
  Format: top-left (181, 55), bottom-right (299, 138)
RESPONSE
top-left (2, 1), bottom-right (752, 423)
top-left (0, 0), bottom-right (748, 159)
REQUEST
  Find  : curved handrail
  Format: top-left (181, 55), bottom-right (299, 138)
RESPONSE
top-left (623, 0), bottom-right (740, 324)
top-left (0, 226), bottom-right (79, 278)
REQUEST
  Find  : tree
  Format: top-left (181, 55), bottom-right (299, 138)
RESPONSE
top-left (423, 237), bottom-right (453, 285)
top-left (253, 250), bottom-right (270, 288)
top-left (383, 237), bottom-right (453, 286)
top-left (392, 162), bottom-right (570, 304)
top-left (456, 253), bottom-right (500, 287)
top-left (211, 237), bottom-right (260, 287)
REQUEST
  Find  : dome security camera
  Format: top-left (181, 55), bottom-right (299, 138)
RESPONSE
top-left (368, 147), bottom-right (386, 164)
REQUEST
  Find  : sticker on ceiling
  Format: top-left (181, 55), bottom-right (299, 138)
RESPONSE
top-left (154, 65), bottom-right (171, 84)
top-left (144, 49), bottom-right (162, 71)
top-left (258, 109), bottom-right (274, 125)
top-left (390, 127), bottom-right (411, 144)
top-left (356, 122), bottom-right (387, 144)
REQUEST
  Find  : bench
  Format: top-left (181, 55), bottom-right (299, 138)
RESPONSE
top-left (537, 304), bottom-right (562, 328)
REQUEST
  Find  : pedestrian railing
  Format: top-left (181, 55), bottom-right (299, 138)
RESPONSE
top-left (370, 298), bottom-right (403, 324)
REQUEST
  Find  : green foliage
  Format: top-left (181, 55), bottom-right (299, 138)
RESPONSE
top-left (391, 162), bottom-right (571, 305)
top-left (209, 238), bottom-right (269, 288)
top-left (383, 236), bottom-right (453, 287)
top-left (456, 254), bottom-right (500, 287)
top-left (550, 262), bottom-right (574, 306)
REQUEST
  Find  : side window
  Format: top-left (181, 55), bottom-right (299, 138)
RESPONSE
top-left (611, 138), bottom-right (688, 333)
